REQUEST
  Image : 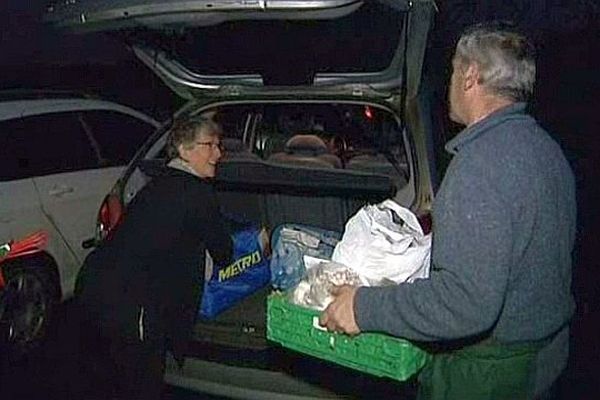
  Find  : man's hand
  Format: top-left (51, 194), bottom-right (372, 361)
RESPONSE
top-left (319, 285), bottom-right (361, 336)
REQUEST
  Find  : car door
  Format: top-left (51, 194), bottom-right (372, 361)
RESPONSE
top-left (17, 111), bottom-right (105, 277)
top-left (30, 109), bottom-right (157, 268)
top-left (0, 116), bottom-right (48, 242)
top-left (0, 116), bottom-right (81, 297)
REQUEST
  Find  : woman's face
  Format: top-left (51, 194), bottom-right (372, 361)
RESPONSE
top-left (179, 129), bottom-right (223, 178)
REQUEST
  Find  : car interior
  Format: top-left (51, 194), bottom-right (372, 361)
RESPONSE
top-left (139, 103), bottom-right (409, 229)
top-left (128, 102), bottom-right (412, 357)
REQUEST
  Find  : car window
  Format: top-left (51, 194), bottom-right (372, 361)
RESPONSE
top-left (199, 103), bottom-right (409, 186)
top-left (213, 107), bottom-right (251, 142)
top-left (147, 103), bottom-right (408, 189)
top-left (79, 110), bottom-right (156, 166)
top-left (256, 103), bottom-right (407, 164)
top-left (0, 112), bottom-right (99, 181)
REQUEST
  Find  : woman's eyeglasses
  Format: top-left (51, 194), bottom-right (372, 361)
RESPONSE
top-left (195, 141), bottom-right (225, 152)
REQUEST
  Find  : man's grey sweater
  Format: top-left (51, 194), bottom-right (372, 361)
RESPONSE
top-left (355, 103), bottom-right (576, 392)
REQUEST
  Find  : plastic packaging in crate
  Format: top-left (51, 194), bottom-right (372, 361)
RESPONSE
top-left (267, 292), bottom-right (431, 381)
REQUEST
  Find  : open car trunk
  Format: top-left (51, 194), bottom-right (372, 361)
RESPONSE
top-left (46, 0), bottom-right (435, 100)
top-left (46, 0), bottom-right (437, 395)
top-left (138, 152), bottom-right (403, 397)
top-left (134, 148), bottom-right (407, 397)
top-left (196, 161), bottom-right (394, 350)
top-left (138, 155), bottom-right (394, 349)
top-left (129, 101), bottom-right (411, 354)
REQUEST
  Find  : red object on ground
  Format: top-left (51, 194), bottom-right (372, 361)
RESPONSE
top-left (0, 230), bottom-right (49, 289)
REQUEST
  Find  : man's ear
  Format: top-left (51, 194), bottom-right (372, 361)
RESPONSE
top-left (463, 63), bottom-right (480, 91)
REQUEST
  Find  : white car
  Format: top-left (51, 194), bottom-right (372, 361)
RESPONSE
top-left (0, 91), bottom-right (159, 352)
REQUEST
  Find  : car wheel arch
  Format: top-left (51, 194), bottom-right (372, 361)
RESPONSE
top-left (2, 251), bottom-right (62, 301)
top-left (0, 251), bottom-right (62, 355)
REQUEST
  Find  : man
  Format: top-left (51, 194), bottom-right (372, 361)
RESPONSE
top-left (320, 23), bottom-right (576, 400)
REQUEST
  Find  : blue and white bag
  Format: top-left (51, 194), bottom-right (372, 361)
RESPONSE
top-left (200, 225), bottom-right (270, 319)
top-left (269, 224), bottom-right (341, 291)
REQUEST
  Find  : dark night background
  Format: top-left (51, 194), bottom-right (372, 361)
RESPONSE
top-left (1, 0), bottom-right (599, 398)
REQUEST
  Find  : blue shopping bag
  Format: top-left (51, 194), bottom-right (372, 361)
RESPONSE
top-left (269, 224), bottom-right (341, 291)
top-left (200, 225), bottom-right (270, 319)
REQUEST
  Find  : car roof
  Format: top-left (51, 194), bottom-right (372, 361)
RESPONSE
top-left (0, 96), bottom-right (160, 127)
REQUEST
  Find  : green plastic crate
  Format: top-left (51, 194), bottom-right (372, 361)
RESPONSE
top-left (267, 292), bottom-right (431, 381)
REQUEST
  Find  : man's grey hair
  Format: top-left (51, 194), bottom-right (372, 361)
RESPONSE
top-left (454, 23), bottom-right (536, 102)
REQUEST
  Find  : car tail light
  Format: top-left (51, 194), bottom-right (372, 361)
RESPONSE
top-left (417, 212), bottom-right (432, 235)
top-left (97, 193), bottom-right (124, 240)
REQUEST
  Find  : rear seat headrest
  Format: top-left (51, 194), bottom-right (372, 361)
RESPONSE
top-left (284, 134), bottom-right (327, 156)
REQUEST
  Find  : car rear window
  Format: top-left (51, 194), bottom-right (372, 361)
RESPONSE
top-left (208, 103), bottom-right (409, 189)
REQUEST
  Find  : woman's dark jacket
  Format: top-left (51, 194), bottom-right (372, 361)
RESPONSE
top-left (75, 166), bottom-right (232, 354)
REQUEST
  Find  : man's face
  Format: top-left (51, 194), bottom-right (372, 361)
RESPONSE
top-left (448, 56), bottom-right (465, 125)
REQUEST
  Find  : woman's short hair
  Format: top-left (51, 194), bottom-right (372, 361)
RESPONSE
top-left (166, 116), bottom-right (223, 160)
top-left (454, 22), bottom-right (536, 102)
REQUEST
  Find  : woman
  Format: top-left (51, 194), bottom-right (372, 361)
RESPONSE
top-left (74, 116), bottom-right (232, 400)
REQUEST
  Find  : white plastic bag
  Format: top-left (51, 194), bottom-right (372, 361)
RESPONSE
top-left (331, 199), bottom-right (431, 284)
